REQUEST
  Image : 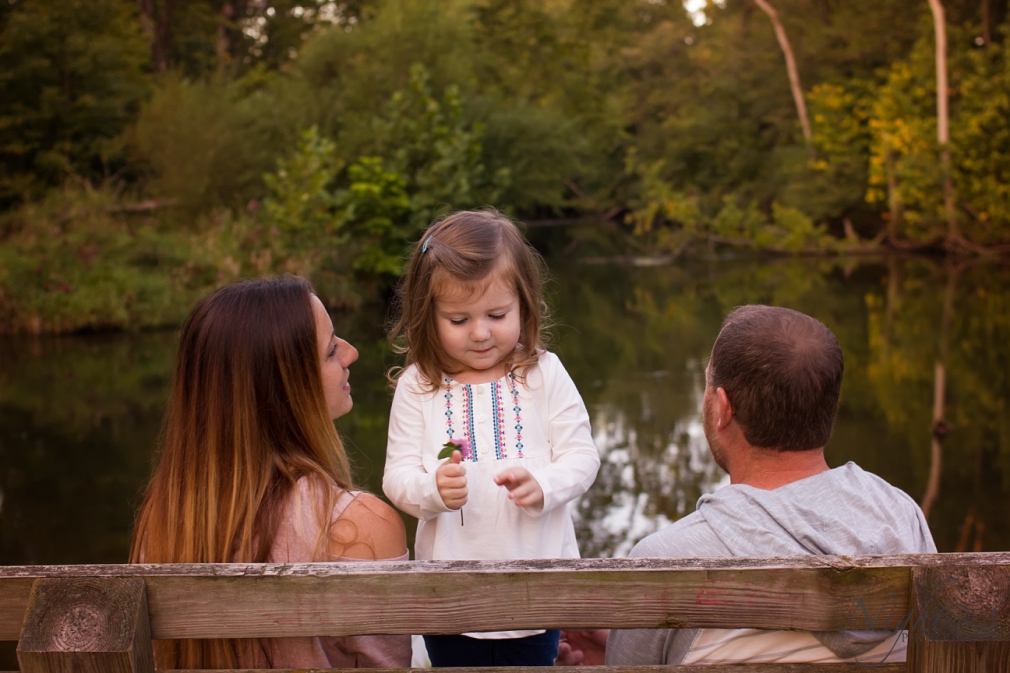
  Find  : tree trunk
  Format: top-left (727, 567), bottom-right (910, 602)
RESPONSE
top-left (136, 0), bottom-right (158, 69)
top-left (216, 1), bottom-right (251, 72)
top-left (137, 0), bottom-right (172, 72)
top-left (216, 2), bottom-right (235, 71)
top-left (753, 0), bottom-right (814, 154)
top-left (982, 0), bottom-right (991, 45)
top-left (926, 0), bottom-right (962, 248)
top-left (886, 149), bottom-right (903, 242)
top-left (155, 0), bottom-right (173, 72)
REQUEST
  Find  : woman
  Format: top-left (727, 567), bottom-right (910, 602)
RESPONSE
top-left (130, 276), bottom-right (410, 669)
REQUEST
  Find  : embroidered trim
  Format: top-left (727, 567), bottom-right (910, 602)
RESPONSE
top-left (443, 378), bottom-right (474, 462)
top-left (461, 383), bottom-right (477, 462)
top-left (491, 380), bottom-right (506, 459)
top-left (508, 373), bottom-right (524, 458)
top-left (443, 377), bottom-right (455, 441)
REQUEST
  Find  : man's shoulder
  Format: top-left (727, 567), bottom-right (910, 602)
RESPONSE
top-left (629, 511), bottom-right (732, 559)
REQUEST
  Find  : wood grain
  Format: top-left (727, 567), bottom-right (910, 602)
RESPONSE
top-left (907, 564), bottom-right (1010, 672)
top-left (0, 554), bottom-right (1004, 642)
top-left (16, 577), bottom-right (154, 673)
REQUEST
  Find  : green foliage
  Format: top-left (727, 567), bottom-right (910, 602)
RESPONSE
top-left (260, 65), bottom-right (505, 279)
top-left (374, 64), bottom-right (508, 226)
top-left (625, 151), bottom-right (838, 254)
top-left (951, 34), bottom-right (1010, 242)
top-left (130, 74), bottom-right (296, 213)
top-left (0, 185), bottom-right (244, 334)
top-left (0, 0), bottom-right (149, 205)
top-left (865, 37), bottom-right (946, 241)
top-left (338, 158), bottom-right (412, 275)
top-left (262, 126), bottom-right (344, 249)
top-left (6, 0), bottom-right (1010, 332)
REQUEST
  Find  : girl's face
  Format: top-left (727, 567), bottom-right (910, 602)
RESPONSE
top-left (311, 294), bottom-right (359, 419)
top-left (434, 279), bottom-right (521, 380)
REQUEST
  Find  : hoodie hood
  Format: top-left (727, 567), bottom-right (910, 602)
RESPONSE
top-left (696, 461), bottom-right (936, 558)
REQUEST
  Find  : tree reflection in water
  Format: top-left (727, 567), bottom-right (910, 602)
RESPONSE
top-left (0, 256), bottom-right (1007, 569)
top-left (551, 255), bottom-right (1010, 556)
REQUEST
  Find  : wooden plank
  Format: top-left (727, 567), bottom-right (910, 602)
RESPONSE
top-left (17, 577), bottom-right (154, 673)
top-left (0, 553), bottom-right (1005, 579)
top-left (137, 565), bottom-right (911, 639)
top-left (907, 564), bottom-right (1010, 672)
top-left (166, 665), bottom-right (906, 673)
top-left (0, 555), bottom-right (1003, 641)
top-left (0, 578), bottom-right (34, 644)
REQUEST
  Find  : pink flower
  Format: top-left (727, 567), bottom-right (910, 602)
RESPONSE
top-left (439, 438), bottom-right (472, 461)
top-left (449, 437), bottom-right (472, 461)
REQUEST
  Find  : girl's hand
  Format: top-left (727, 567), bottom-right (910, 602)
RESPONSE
top-left (494, 467), bottom-right (544, 510)
top-left (436, 450), bottom-right (468, 510)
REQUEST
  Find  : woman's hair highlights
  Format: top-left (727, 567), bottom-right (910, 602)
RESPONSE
top-left (388, 209), bottom-right (550, 390)
top-left (129, 276), bottom-right (356, 668)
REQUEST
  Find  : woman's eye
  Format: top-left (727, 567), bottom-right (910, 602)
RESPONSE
top-left (450, 318), bottom-right (466, 325)
top-left (490, 313), bottom-right (506, 320)
top-left (328, 343), bottom-right (337, 358)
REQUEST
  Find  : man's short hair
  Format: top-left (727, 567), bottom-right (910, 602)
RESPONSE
top-left (709, 305), bottom-right (843, 451)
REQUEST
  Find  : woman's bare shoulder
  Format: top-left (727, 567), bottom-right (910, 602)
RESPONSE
top-left (329, 492), bottom-right (407, 561)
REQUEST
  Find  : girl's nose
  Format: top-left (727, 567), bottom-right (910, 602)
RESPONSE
top-left (471, 321), bottom-right (491, 341)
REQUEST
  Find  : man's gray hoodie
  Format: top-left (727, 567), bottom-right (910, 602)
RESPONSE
top-left (606, 461), bottom-right (936, 665)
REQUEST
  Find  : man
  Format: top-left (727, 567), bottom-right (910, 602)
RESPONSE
top-left (604, 305), bottom-right (936, 666)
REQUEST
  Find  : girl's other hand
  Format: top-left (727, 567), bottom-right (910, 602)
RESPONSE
top-left (493, 467), bottom-right (544, 510)
top-left (436, 450), bottom-right (468, 510)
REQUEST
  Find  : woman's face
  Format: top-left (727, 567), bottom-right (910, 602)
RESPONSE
top-left (312, 294), bottom-right (359, 419)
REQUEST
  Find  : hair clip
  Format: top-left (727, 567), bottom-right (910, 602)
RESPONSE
top-left (422, 235), bottom-right (433, 253)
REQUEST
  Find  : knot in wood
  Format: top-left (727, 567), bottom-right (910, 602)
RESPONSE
top-left (918, 566), bottom-right (1010, 641)
top-left (20, 577), bottom-right (143, 653)
top-left (53, 602), bottom-right (109, 651)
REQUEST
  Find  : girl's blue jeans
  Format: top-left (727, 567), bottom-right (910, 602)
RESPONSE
top-left (423, 630), bottom-right (561, 667)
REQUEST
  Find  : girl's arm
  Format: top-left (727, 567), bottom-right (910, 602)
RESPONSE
top-left (382, 375), bottom-right (454, 520)
top-left (525, 353), bottom-right (601, 516)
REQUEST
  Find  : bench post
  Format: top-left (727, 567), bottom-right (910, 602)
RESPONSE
top-left (16, 577), bottom-right (154, 673)
top-left (906, 564), bottom-right (1010, 672)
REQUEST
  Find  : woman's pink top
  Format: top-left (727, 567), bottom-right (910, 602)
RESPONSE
top-left (237, 479), bottom-right (412, 669)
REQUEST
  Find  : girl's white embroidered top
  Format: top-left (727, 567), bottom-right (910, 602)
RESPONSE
top-left (383, 351), bottom-right (601, 564)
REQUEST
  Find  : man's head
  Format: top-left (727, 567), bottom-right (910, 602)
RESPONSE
top-left (704, 305), bottom-right (843, 463)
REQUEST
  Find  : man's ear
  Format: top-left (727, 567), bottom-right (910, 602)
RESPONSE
top-left (716, 387), bottom-right (733, 428)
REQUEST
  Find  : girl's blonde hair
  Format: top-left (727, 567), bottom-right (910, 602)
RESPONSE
top-left (130, 276), bottom-right (356, 669)
top-left (388, 209), bottom-right (550, 390)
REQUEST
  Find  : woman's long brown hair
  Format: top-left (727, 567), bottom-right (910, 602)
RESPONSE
top-left (130, 276), bottom-right (355, 668)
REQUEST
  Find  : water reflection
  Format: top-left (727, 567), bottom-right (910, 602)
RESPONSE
top-left (0, 256), bottom-right (1007, 570)
top-left (576, 378), bottom-right (729, 558)
top-left (0, 334), bottom-right (174, 565)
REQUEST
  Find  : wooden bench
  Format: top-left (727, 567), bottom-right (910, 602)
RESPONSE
top-left (1, 553), bottom-right (1007, 673)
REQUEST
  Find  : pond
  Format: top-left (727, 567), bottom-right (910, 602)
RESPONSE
top-left (2, 253), bottom-right (1008, 570)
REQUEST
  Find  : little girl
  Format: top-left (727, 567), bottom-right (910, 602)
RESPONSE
top-left (383, 210), bottom-right (601, 667)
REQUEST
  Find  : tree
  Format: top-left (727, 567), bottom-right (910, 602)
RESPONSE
top-left (0, 0), bottom-right (150, 204)
top-left (926, 0), bottom-right (965, 249)
top-left (136, 0), bottom-right (172, 72)
top-left (752, 0), bottom-right (813, 153)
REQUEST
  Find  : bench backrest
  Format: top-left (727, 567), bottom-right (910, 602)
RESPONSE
top-left (2, 553), bottom-right (1008, 672)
